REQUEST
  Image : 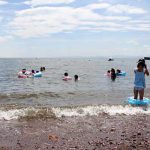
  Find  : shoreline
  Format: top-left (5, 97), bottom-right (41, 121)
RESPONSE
top-left (0, 114), bottom-right (149, 150)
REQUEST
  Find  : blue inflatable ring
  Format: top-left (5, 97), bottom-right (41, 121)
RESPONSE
top-left (117, 71), bottom-right (126, 76)
top-left (128, 97), bottom-right (150, 105)
top-left (33, 72), bottom-right (42, 77)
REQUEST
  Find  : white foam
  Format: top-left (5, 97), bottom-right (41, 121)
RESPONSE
top-left (0, 108), bottom-right (37, 121)
top-left (0, 109), bottom-right (26, 120)
top-left (52, 105), bottom-right (150, 117)
top-left (0, 105), bottom-right (149, 120)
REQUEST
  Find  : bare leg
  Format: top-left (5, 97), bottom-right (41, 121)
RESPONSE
top-left (139, 89), bottom-right (144, 100)
top-left (134, 88), bottom-right (138, 99)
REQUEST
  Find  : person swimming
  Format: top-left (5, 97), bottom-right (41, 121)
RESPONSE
top-left (40, 67), bottom-right (46, 72)
top-left (31, 70), bottom-right (35, 74)
top-left (74, 75), bottom-right (79, 81)
top-left (107, 70), bottom-right (111, 76)
top-left (22, 69), bottom-right (26, 74)
top-left (117, 69), bottom-right (121, 74)
top-left (116, 69), bottom-right (121, 76)
top-left (63, 72), bottom-right (72, 81)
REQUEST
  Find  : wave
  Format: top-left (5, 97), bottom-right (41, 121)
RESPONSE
top-left (52, 105), bottom-right (150, 117)
top-left (0, 92), bottom-right (62, 100)
top-left (0, 107), bottom-right (55, 121)
top-left (0, 104), bottom-right (149, 121)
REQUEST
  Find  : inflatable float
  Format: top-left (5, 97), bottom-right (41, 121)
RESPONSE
top-left (127, 97), bottom-right (150, 105)
top-left (62, 76), bottom-right (72, 81)
top-left (116, 71), bottom-right (126, 77)
top-left (18, 73), bottom-right (28, 78)
top-left (18, 71), bottom-right (31, 78)
top-left (18, 71), bottom-right (42, 78)
top-left (104, 73), bottom-right (111, 77)
top-left (33, 72), bottom-right (42, 77)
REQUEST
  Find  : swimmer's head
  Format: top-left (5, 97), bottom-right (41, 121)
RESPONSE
top-left (117, 69), bottom-right (121, 73)
top-left (22, 69), bottom-right (26, 73)
top-left (64, 72), bottom-right (68, 76)
top-left (111, 68), bottom-right (115, 73)
top-left (74, 75), bottom-right (78, 81)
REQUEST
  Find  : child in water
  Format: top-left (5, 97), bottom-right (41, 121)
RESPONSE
top-left (134, 60), bottom-right (149, 100)
top-left (63, 72), bottom-right (72, 81)
top-left (116, 69), bottom-right (121, 74)
top-left (111, 68), bottom-right (116, 81)
top-left (74, 75), bottom-right (80, 81)
top-left (40, 67), bottom-right (46, 72)
top-left (107, 70), bottom-right (111, 76)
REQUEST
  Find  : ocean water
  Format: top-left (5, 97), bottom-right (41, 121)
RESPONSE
top-left (0, 58), bottom-right (150, 120)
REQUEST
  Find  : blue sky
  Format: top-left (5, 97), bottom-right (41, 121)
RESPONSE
top-left (0, 0), bottom-right (150, 57)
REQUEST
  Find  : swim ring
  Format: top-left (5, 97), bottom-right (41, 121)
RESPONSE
top-left (18, 71), bottom-right (31, 78)
top-left (62, 76), bottom-right (72, 81)
top-left (116, 71), bottom-right (126, 76)
top-left (127, 97), bottom-right (150, 105)
top-left (33, 72), bottom-right (42, 77)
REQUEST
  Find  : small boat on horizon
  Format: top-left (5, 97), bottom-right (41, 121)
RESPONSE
top-left (108, 57), bottom-right (114, 61)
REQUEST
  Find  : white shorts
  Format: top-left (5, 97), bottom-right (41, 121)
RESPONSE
top-left (134, 87), bottom-right (144, 91)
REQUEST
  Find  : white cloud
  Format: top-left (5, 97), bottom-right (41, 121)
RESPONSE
top-left (0, 16), bottom-right (3, 22)
top-left (127, 40), bottom-right (139, 45)
top-left (124, 23), bottom-right (150, 31)
top-left (107, 4), bottom-right (146, 14)
top-left (24, 0), bottom-right (75, 6)
top-left (85, 3), bottom-right (110, 10)
top-left (143, 45), bottom-right (150, 49)
top-left (0, 36), bottom-right (12, 43)
top-left (128, 20), bottom-right (150, 23)
top-left (9, 6), bottom-right (132, 38)
top-left (10, 7), bottom-right (80, 38)
top-left (8, 1), bottom-right (150, 38)
top-left (0, 0), bottom-right (8, 5)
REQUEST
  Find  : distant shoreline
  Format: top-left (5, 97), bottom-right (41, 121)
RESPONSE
top-left (0, 56), bottom-right (143, 59)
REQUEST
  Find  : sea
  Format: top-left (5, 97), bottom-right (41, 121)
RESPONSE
top-left (0, 58), bottom-right (150, 120)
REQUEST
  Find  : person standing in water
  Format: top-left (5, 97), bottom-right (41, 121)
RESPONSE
top-left (134, 60), bottom-right (149, 100)
top-left (111, 68), bottom-right (116, 81)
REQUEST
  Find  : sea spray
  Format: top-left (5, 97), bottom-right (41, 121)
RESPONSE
top-left (52, 105), bottom-right (150, 117)
top-left (0, 105), bottom-right (149, 121)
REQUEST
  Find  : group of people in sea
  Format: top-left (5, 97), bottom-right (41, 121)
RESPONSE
top-left (18, 67), bottom-right (80, 81)
top-left (18, 67), bottom-right (46, 78)
top-left (106, 68), bottom-right (123, 80)
top-left (106, 58), bottom-right (149, 101)
top-left (63, 72), bottom-right (79, 82)
top-left (18, 58), bottom-right (149, 101)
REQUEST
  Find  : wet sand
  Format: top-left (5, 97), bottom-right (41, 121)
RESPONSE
top-left (0, 115), bottom-right (150, 150)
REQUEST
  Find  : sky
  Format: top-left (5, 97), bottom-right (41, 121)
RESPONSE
top-left (0, 0), bottom-right (150, 58)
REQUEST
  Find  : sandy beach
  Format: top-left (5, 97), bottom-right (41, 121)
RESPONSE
top-left (0, 114), bottom-right (149, 150)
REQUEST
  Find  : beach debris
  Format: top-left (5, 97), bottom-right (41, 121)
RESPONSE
top-left (49, 134), bottom-right (59, 142)
top-left (110, 127), bottom-right (116, 132)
